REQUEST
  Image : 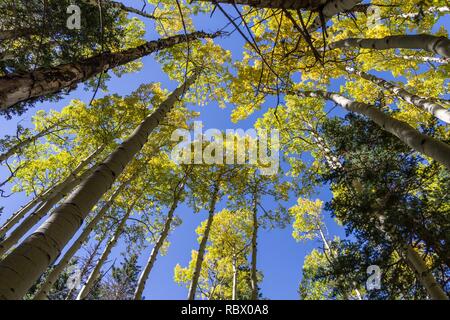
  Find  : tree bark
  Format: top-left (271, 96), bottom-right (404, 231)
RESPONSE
top-left (395, 54), bottom-right (449, 64)
top-left (76, 199), bottom-right (138, 300)
top-left (0, 31), bottom-right (217, 111)
top-left (375, 212), bottom-right (448, 300)
top-left (0, 76), bottom-right (196, 300)
top-left (196, 0), bottom-right (327, 10)
top-left (349, 68), bottom-right (450, 124)
top-left (232, 257), bottom-right (238, 300)
top-left (0, 28), bottom-right (35, 42)
top-left (0, 147), bottom-right (103, 239)
top-left (327, 34), bottom-right (450, 58)
top-left (0, 122), bottom-right (60, 163)
top-left (308, 0), bottom-right (362, 32)
top-left (0, 166), bottom-right (97, 257)
top-left (134, 184), bottom-right (185, 300)
top-left (32, 175), bottom-right (134, 300)
top-left (250, 191), bottom-right (259, 300)
top-left (187, 180), bottom-right (221, 300)
top-left (301, 90), bottom-right (450, 170)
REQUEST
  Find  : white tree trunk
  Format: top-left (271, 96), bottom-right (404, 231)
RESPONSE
top-left (196, 0), bottom-right (327, 10)
top-left (0, 75), bottom-right (196, 300)
top-left (187, 180), bottom-right (221, 300)
top-left (348, 68), bottom-right (450, 124)
top-left (328, 34), bottom-right (450, 58)
top-left (232, 258), bottom-right (238, 300)
top-left (394, 54), bottom-right (449, 64)
top-left (308, 0), bottom-right (362, 32)
top-left (376, 213), bottom-right (448, 300)
top-left (32, 175), bottom-right (135, 300)
top-left (301, 91), bottom-right (450, 170)
top-left (0, 32), bottom-right (215, 110)
top-left (0, 122), bottom-right (60, 163)
top-left (250, 191), bottom-right (259, 300)
top-left (76, 199), bottom-right (138, 300)
top-left (0, 147), bottom-right (103, 239)
top-left (0, 166), bottom-right (97, 256)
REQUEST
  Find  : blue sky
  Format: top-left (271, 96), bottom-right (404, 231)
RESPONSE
top-left (0, 1), bottom-right (448, 300)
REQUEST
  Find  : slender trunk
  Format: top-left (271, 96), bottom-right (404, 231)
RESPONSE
top-left (232, 257), bottom-right (238, 300)
top-left (134, 187), bottom-right (184, 300)
top-left (301, 90), bottom-right (450, 170)
top-left (0, 166), bottom-right (96, 256)
top-left (327, 34), bottom-right (450, 58)
top-left (187, 181), bottom-right (220, 300)
top-left (76, 200), bottom-right (137, 300)
top-left (403, 245), bottom-right (448, 300)
top-left (308, 0), bottom-right (362, 32)
top-left (250, 191), bottom-right (259, 300)
top-left (65, 233), bottom-right (107, 300)
top-left (33, 176), bottom-right (133, 300)
top-left (0, 31), bottom-right (217, 111)
top-left (349, 68), bottom-right (450, 124)
top-left (196, 0), bottom-right (327, 10)
top-left (395, 54), bottom-right (449, 64)
top-left (0, 76), bottom-right (196, 300)
top-left (82, 0), bottom-right (159, 19)
top-left (0, 123), bottom-right (60, 163)
top-left (0, 147), bottom-right (103, 239)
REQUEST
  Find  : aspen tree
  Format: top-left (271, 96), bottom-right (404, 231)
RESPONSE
top-left (0, 32), bottom-right (218, 110)
top-left (0, 75), bottom-right (197, 300)
top-left (76, 198), bottom-right (140, 300)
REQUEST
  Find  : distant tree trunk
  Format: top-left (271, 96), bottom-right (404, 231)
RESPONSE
top-left (76, 199), bottom-right (138, 300)
top-left (33, 175), bottom-right (135, 300)
top-left (0, 28), bottom-right (35, 42)
top-left (0, 122), bottom-right (60, 163)
top-left (187, 180), bottom-right (221, 300)
top-left (327, 34), bottom-right (450, 58)
top-left (0, 146), bottom-right (103, 239)
top-left (196, 0), bottom-right (327, 10)
top-left (348, 68), bottom-right (450, 124)
top-left (134, 181), bottom-right (186, 300)
top-left (0, 165), bottom-right (97, 256)
top-left (0, 31), bottom-right (217, 111)
top-left (300, 90), bottom-right (450, 170)
top-left (0, 76), bottom-right (196, 300)
top-left (250, 190), bottom-right (259, 300)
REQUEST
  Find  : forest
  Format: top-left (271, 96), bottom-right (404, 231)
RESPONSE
top-left (0, 0), bottom-right (449, 301)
